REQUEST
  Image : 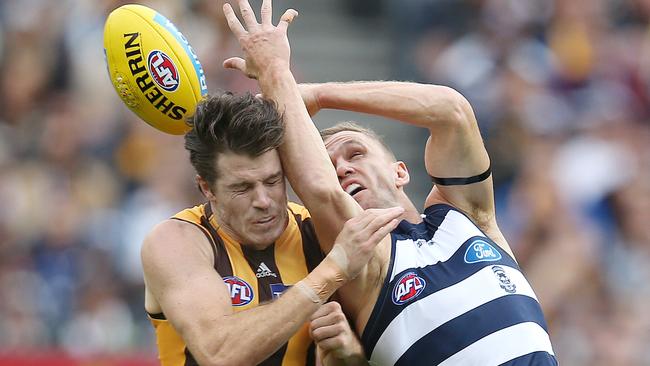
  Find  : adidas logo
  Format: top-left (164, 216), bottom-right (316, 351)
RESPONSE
top-left (256, 262), bottom-right (277, 278)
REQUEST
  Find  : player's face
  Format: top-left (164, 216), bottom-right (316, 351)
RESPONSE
top-left (212, 149), bottom-right (288, 249)
top-left (325, 131), bottom-right (401, 210)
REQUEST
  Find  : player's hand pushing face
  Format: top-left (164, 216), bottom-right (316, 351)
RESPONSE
top-left (332, 207), bottom-right (404, 280)
top-left (222, 0), bottom-right (297, 79)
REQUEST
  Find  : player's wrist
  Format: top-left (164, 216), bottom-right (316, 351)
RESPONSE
top-left (299, 256), bottom-right (347, 303)
top-left (259, 61), bottom-right (291, 79)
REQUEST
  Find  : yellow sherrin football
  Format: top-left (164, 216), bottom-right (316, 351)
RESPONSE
top-left (104, 4), bottom-right (207, 135)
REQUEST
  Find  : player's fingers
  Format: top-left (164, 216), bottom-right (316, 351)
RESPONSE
top-left (237, 0), bottom-right (259, 29)
top-left (353, 206), bottom-right (403, 230)
top-left (277, 9), bottom-right (298, 32)
top-left (261, 0), bottom-right (272, 25)
top-left (222, 57), bottom-right (246, 72)
top-left (366, 218), bottom-right (400, 245)
top-left (310, 310), bottom-right (342, 330)
top-left (310, 315), bottom-right (334, 332)
top-left (311, 323), bottom-right (344, 342)
top-left (309, 301), bottom-right (338, 321)
top-left (223, 3), bottom-right (246, 37)
top-left (366, 206), bottom-right (404, 232)
top-left (314, 335), bottom-right (344, 351)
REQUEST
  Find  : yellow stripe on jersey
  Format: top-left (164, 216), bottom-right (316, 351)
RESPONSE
top-left (148, 316), bottom-right (187, 365)
top-left (212, 226), bottom-right (260, 310)
top-left (277, 203), bottom-right (312, 366)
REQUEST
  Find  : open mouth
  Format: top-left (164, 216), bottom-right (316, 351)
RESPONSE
top-left (345, 183), bottom-right (365, 197)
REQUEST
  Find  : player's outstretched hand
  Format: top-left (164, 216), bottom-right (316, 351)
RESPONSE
top-left (330, 207), bottom-right (403, 280)
top-left (222, 0), bottom-right (297, 79)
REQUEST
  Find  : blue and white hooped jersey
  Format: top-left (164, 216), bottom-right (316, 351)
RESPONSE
top-left (361, 204), bottom-right (558, 366)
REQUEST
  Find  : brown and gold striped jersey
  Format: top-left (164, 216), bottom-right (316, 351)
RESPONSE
top-left (148, 202), bottom-right (324, 366)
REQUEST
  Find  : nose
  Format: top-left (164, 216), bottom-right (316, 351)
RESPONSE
top-left (251, 185), bottom-right (272, 210)
top-left (335, 158), bottom-right (354, 179)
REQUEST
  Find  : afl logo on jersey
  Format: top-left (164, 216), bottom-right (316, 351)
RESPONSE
top-left (147, 50), bottom-right (180, 91)
top-left (223, 276), bottom-right (254, 306)
top-left (392, 272), bottom-right (426, 305)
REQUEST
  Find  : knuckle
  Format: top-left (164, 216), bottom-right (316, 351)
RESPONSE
top-left (331, 336), bottom-right (344, 347)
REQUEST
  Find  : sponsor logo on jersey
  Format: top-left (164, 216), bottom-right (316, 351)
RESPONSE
top-left (270, 283), bottom-right (291, 300)
top-left (147, 50), bottom-right (179, 92)
top-left (122, 33), bottom-right (186, 120)
top-left (223, 276), bottom-right (254, 306)
top-left (256, 262), bottom-right (278, 278)
top-left (491, 265), bottom-right (516, 294)
top-left (464, 238), bottom-right (502, 264)
top-left (392, 272), bottom-right (427, 305)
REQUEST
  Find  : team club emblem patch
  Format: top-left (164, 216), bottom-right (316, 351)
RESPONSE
top-left (223, 276), bottom-right (254, 306)
top-left (147, 50), bottom-right (180, 91)
top-left (492, 266), bottom-right (517, 294)
top-left (464, 238), bottom-right (502, 264)
top-left (392, 272), bottom-right (426, 305)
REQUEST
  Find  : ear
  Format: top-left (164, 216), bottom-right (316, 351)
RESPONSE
top-left (196, 175), bottom-right (216, 200)
top-left (394, 161), bottom-right (410, 188)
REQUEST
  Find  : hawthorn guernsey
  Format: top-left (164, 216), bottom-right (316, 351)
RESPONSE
top-left (103, 4), bottom-right (207, 135)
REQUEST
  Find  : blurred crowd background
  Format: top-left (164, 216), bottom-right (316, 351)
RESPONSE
top-left (1, 0), bottom-right (649, 364)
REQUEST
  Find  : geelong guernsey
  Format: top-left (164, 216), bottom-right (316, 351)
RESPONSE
top-left (361, 204), bottom-right (557, 365)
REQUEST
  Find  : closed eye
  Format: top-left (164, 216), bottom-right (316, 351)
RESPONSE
top-left (350, 151), bottom-right (363, 160)
top-left (264, 173), bottom-right (284, 186)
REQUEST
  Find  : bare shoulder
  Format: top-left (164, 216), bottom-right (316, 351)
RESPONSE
top-left (425, 186), bottom-right (515, 258)
top-left (141, 219), bottom-right (215, 274)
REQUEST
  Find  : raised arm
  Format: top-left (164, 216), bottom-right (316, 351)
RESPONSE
top-left (142, 207), bottom-right (401, 365)
top-left (301, 82), bottom-right (498, 232)
top-left (222, 0), bottom-right (361, 248)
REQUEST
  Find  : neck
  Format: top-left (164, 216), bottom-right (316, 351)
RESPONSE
top-left (394, 191), bottom-right (422, 223)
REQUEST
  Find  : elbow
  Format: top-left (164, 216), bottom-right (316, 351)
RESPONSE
top-left (188, 334), bottom-right (257, 366)
top-left (195, 348), bottom-right (257, 366)
top-left (425, 86), bottom-right (476, 130)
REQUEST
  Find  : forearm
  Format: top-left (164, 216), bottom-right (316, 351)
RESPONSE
top-left (311, 81), bottom-right (472, 129)
top-left (259, 68), bottom-right (341, 201)
top-left (193, 256), bottom-right (345, 365)
top-left (258, 68), bottom-right (359, 249)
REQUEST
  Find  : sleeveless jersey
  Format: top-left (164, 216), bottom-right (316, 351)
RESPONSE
top-left (148, 202), bottom-right (324, 366)
top-left (361, 204), bottom-right (557, 366)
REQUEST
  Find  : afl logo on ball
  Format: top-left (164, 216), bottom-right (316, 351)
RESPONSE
top-left (147, 50), bottom-right (179, 91)
top-left (392, 272), bottom-right (426, 305)
top-left (223, 276), bottom-right (254, 306)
